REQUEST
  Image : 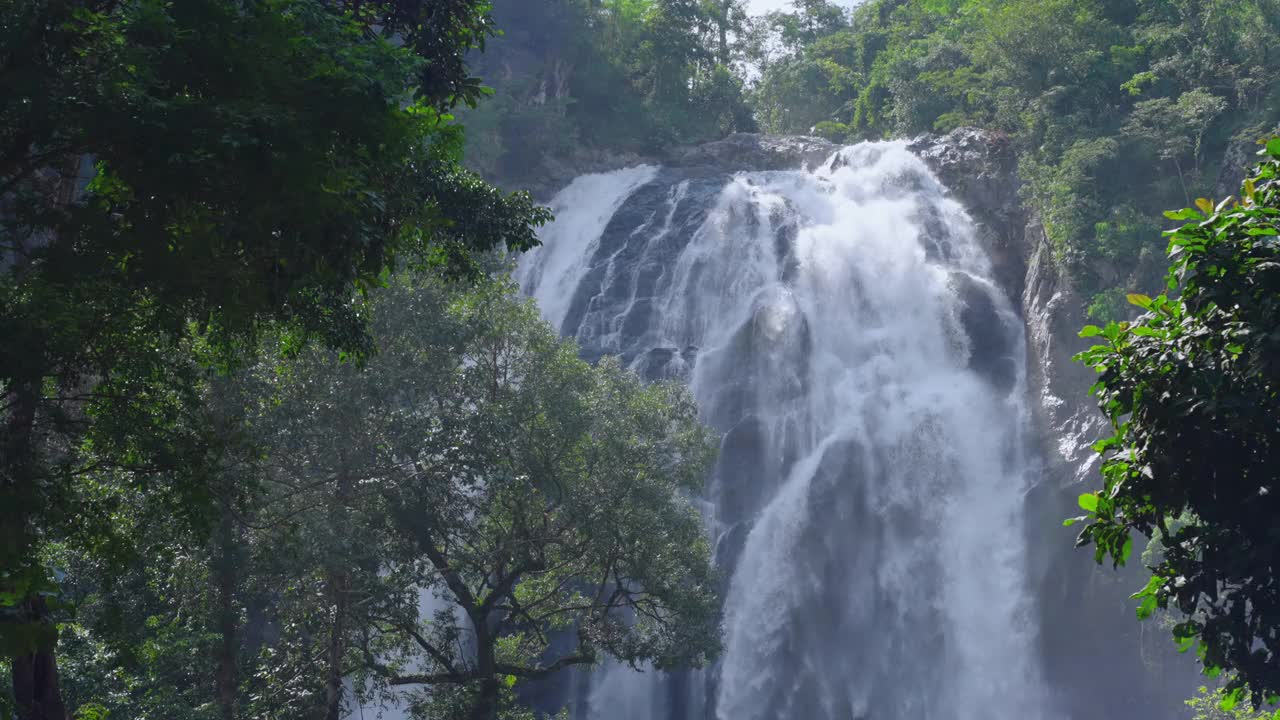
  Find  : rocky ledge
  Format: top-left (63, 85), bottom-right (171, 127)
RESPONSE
top-left (910, 127), bottom-right (1198, 717)
top-left (668, 132), bottom-right (836, 172)
top-left (911, 128), bottom-right (1105, 488)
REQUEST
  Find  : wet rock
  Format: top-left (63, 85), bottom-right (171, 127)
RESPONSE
top-left (950, 271), bottom-right (1018, 394)
top-left (714, 416), bottom-right (772, 525)
top-left (671, 133), bottom-right (837, 172)
top-left (910, 127), bottom-right (1028, 303)
top-left (1216, 124), bottom-right (1280, 198)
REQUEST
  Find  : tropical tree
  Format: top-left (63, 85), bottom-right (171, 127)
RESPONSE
top-left (43, 276), bottom-right (722, 720)
top-left (1072, 138), bottom-right (1280, 710)
top-left (0, 1), bottom-right (547, 716)
top-left (1124, 89), bottom-right (1229, 204)
top-left (258, 277), bottom-right (722, 720)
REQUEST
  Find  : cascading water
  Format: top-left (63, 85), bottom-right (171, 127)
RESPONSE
top-left (519, 141), bottom-right (1053, 720)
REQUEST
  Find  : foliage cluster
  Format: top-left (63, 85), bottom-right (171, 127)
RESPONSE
top-left (1073, 140), bottom-right (1280, 712)
top-left (1189, 684), bottom-right (1280, 720)
top-left (457, 0), bottom-right (758, 183)
top-left (16, 277), bottom-right (719, 720)
top-left (0, 1), bottom-right (589, 718)
top-left (747, 0), bottom-right (1280, 313)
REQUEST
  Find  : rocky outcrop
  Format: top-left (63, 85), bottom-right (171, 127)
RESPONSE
top-left (1216, 124), bottom-right (1280, 198)
top-left (1018, 220), bottom-right (1107, 486)
top-left (910, 128), bottom-right (1101, 484)
top-left (518, 146), bottom-right (654, 203)
top-left (910, 128), bottom-right (1028, 302)
top-left (911, 127), bottom-right (1202, 720)
top-left (669, 133), bottom-right (836, 172)
top-left (501, 134), bottom-right (839, 202)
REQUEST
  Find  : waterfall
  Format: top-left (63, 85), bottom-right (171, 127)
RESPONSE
top-left (519, 141), bottom-right (1053, 720)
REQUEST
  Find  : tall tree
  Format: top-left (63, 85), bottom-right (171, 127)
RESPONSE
top-left (0, 1), bottom-right (547, 717)
top-left (1072, 139), bottom-right (1280, 709)
top-left (37, 275), bottom-right (723, 720)
top-left (255, 277), bottom-right (722, 720)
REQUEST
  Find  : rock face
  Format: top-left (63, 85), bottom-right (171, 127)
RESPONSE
top-left (910, 128), bottom-right (1027, 301)
top-left (523, 129), bottom-right (1202, 719)
top-left (1216, 124), bottom-right (1280, 197)
top-left (911, 128), bottom-right (1201, 720)
top-left (669, 133), bottom-right (836, 172)
top-left (909, 128), bottom-right (1104, 488)
top-left (502, 133), bottom-right (839, 202)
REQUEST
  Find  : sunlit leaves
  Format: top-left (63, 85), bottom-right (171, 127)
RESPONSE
top-left (1073, 147), bottom-right (1280, 708)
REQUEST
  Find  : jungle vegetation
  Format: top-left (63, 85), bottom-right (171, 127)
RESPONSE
top-left (0, 2), bottom-right (717, 718)
top-left (3, 0), bottom-right (1280, 718)
top-left (1074, 142), bottom-right (1280, 713)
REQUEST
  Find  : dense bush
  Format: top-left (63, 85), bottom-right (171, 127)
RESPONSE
top-left (1074, 140), bottom-right (1280, 709)
top-left (749, 0), bottom-right (1280, 311)
top-left (459, 0), bottom-right (758, 183)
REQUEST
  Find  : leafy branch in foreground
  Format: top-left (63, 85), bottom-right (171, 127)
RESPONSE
top-left (1072, 137), bottom-right (1280, 711)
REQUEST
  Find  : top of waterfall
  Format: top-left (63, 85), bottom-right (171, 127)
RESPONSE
top-left (670, 133), bottom-right (837, 173)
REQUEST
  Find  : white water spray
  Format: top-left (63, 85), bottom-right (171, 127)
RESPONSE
top-left (521, 142), bottom-right (1052, 720)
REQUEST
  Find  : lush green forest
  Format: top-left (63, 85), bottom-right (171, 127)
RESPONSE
top-left (455, 0), bottom-right (759, 186)
top-left (464, 0), bottom-right (1278, 312)
top-left (2, 1), bottom-right (1279, 719)
top-left (745, 0), bottom-right (1280, 315)
top-left (1, 2), bottom-right (716, 718)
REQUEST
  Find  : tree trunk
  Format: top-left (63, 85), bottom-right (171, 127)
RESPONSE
top-left (467, 614), bottom-right (499, 720)
top-left (324, 464), bottom-right (354, 720)
top-left (11, 599), bottom-right (67, 720)
top-left (469, 676), bottom-right (501, 720)
top-left (1174, 157), bottom-right (1191, 207)
top-left (213, 493), bottom-right (239, 720)
top-left (717, 0), bottom-right (730, 66)
top-left (323, 567), bottom-right (350, 720)
top-left (4, 378), bottom-right (67, 720)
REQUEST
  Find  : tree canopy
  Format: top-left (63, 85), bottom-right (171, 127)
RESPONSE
top-left (746, 0), bottom-right (1279, 316)
top-left (457, 0), bottom-right (758, 184)
top-left (1073, 138), bottom-right (1280, 710)
top-left (13, 276), bottom-right (721, 720)
top-left (1, 1), bottom-right (548, 716)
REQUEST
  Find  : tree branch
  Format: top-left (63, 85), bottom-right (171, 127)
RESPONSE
top-left (388, 672), bottom-right (472, 686)
top-left (494, 653), bottom-right (595, 680)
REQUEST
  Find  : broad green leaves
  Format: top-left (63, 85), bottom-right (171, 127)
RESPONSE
top-left (1073, 144), bottom-right (1280, 708)
top-left (2, 0), bottom-right (549, 713)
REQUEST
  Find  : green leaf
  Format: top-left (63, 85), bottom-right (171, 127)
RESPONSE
top-left (1119, 535), bottom-right (1133, 564)
top-left (1132, 575), bottom-right (1161, 599)
top-left (1165, 208), bottom-right (1204, 221)
top-left (1267, 137), bottom-right (1280, 159)
top-left (1220, 686), bottom-right (1245, 711)
top-left (1126, 294), bottom-right (1152, 309)
top-left (1136, 594), bottom-right (1157, 620)
top-left (1063, 516), bottom-right (1088, 527)
top-left (1079, 325), bottom-right (1103, 338)
top-left (1195, 198), bottom-right (1214, 214)
top-left (1078, 493), bottom-right (1099, 512)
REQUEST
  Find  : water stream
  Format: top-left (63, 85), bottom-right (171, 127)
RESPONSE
top-left (519, 141), bottom-right (1052, 720)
